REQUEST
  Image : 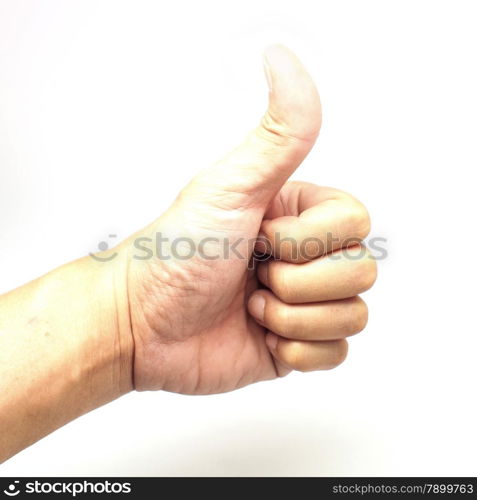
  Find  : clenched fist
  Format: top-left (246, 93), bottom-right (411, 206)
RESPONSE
top-left (108, 45), bottom-right (376, 394)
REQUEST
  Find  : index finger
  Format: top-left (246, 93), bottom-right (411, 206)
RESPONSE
top-left (257, 182), bottom-right (371, 263)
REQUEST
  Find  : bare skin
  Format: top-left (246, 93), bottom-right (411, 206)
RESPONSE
top-left (0, 46), bottom-right (376, 462)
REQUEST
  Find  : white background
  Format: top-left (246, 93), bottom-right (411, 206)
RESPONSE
top-left (1, 0), bottom-right (476, 476)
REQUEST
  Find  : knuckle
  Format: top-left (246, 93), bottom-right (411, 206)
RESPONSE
top-left (356, 251), bottom-right (378, 292)
top-left (349, 299), bottom-right (369, 333)
top-left (258, 113), bottom-right (293, 147)
top-left (327, 340), bottom-right (349, 369)
top-left (292, 357), bottom-right (310, 372)
top-left (347, 201), bottom-right (371, 240)
top-left (271, 265), bottom-right (295, 303)
top-left (278, 341), bottom-right (303, 370)
top-left (274, 304), bottom-right (291, 335)
top-left (259, 111), bottom-right (320, 145)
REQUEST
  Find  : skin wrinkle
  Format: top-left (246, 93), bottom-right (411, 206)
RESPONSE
top-left (124, 256), bottom-right (137, 392)
top-left (261, 109), bottom-right (320, 145)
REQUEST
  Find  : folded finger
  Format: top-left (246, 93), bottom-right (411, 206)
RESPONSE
top-left (258, 182), bottom-right (371, 263)
top-left (266, 334), bottom-right (348, 372)
top-left (248, 291), bottom-right (368, 340)
top-left (258, 244), bottom-right (377, 303)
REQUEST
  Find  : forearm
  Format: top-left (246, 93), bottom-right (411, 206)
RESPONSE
top-left (0, 256), bottom-right (133, 462)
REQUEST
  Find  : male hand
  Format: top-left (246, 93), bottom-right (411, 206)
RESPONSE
top-left (111, 45), bottom-right (377, 394)
top-left (0, 45), bottom-right (377, 461)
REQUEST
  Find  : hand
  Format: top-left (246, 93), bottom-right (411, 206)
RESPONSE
top-left (0, 45), bottom-right (377, 461)
top-left (110, 45), bottom-right (377, 394)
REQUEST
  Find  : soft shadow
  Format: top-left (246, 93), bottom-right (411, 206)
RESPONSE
top-left (106, 416), bottom-right (375, 476)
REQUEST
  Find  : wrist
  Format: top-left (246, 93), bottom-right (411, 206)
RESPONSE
top-left (87, 252), bottom-right (135, 399)
top-left (37, 255), bottom-right (135, 406)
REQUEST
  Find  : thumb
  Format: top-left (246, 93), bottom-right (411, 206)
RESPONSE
top-left (184, 45), bottom-right (322, 208)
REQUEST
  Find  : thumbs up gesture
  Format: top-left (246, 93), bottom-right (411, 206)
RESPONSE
top-left (113, 45), bottom-right (377, 394)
